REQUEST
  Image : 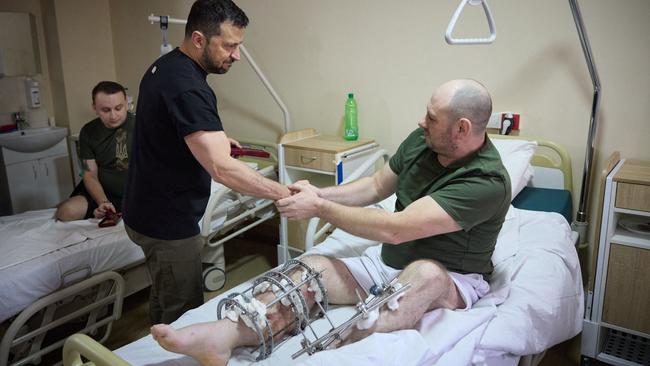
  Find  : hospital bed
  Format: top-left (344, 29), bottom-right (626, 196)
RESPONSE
top-left (62, 135), bottom-right (584, 366)
top-left (0, 140), bottom-right (280, 366)
top-left (199, 141), bottom-right (279, 291)
top-left (0, 209), bottom-right (146, 366)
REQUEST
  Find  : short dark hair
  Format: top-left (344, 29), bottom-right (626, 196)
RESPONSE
top-left (185, 0), bottom-right (249, 39)
top-left (92, 81), bottom-right (126, 103)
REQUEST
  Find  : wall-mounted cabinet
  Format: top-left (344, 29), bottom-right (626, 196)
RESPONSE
top-left (0, 140), bottom-right (73, 216)
top-left (0, 12), bottom-right (41, 77)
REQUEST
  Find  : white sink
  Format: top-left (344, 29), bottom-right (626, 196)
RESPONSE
top-left (0, 127), bottom-right (68, 153)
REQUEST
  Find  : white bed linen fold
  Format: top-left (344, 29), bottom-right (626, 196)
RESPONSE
top-left (0, 209), bottom-right (143, 322)
top-left (115, 207), bottom-right (583, 366)
top-left (0, 210), bottom-right (124, 270)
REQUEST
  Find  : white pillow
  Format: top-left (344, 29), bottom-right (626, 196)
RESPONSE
top-left (491, 138), bottom-right (537, 200)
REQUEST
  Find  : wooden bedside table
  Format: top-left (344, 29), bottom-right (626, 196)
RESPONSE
top-left (277, 129), bottom-right (383, 262)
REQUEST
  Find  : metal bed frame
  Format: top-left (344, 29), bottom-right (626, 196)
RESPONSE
top-left (0, 271), bottom-right (125, 366)
top-left (0, 139), bottom-right (280, 365)
top-left (199, 139), bottom-right (280, 291)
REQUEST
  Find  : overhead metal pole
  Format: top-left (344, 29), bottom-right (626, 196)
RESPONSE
top-left (568, 0), bottom-right (601, 228)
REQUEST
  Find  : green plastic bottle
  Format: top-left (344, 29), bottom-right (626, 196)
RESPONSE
top-left (344, 93), bottom-right (358, 141)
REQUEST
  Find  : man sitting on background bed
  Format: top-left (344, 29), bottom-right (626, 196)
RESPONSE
top-left (55, 81), bottom-right (134, 221)
top-left (148, 79), bottom-right (511, 366)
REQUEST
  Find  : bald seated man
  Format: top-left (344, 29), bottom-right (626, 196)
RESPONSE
top-left (147, 79), bottom-right (511, 366)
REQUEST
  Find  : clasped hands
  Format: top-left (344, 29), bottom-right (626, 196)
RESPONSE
top-left (275, 180), bottom-right (323, 220)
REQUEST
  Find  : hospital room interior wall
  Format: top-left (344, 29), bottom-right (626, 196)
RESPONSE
top-left (108, 0), bottom-right (192, 114)
top-left (0, 0), bottom-right (55, 128)
top-left (0, 0), bottom-right (119, 134)
top-left (46, 0), bottom-right (118, 134)
top-left (105, 0), bottom-right (650, 277)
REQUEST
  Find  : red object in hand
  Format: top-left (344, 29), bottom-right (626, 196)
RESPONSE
top-left (230, 147), bottom-right (270, 158)
top-left (99, 211), bottom-right (122, 228)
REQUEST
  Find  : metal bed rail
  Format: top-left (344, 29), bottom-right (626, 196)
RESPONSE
top-left (199, 140), bottom-right (280, 291)
top-left (304, 149), bottom-right (390, 250)
top-left (0, 271), bottom-right (125, 366)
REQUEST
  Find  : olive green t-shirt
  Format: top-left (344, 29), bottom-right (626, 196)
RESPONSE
top-left (381, 129), bottom-right (511, 275)
top-left (79, 113), bottom-right (135, 198)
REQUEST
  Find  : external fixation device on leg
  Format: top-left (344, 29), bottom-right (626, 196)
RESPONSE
top-left (291, 276), bottom-right (411, 359)
top-left (216, 257), bottom-right (410, 360)
top-left (216, 259), bottom-right (329, 361)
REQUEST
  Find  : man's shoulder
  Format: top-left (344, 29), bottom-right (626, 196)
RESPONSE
top-left (151, 49), bottom-right (208, 92)
top-left (476, 139), bottom-right (509, 176)
top-left (124, 113), bottom-right (136, 129)
top-left (80, 117), bottom-right (103, 135)
top-left (397, 129), bottom-right (426, 154)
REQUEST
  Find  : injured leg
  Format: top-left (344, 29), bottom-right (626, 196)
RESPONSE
top-left (216, 259), bottom-right (329, 360)
top-left (150, 256), bottom-right (374, 364)
top-left (151, 319), bottom-right (256, 366)
top-left (149, 259), bottom-right (325, 366)
top-left (341, 259), bottom-right (464, 346)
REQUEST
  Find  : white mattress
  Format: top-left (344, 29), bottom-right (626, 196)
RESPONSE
top-left (0, 209), bottom-right (144, 322)
top-left (115, 206), bottom-right (584, 366)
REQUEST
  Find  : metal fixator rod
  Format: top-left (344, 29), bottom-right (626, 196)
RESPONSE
top-left (445, 0), bottom-right (497, 45)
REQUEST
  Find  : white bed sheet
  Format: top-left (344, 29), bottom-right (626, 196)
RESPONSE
top-left (115, 206), bottom-right (583, 366)
top-left (0, 209), bottom-right (144, 322)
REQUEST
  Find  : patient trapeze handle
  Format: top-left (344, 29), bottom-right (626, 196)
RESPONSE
top-left (445, 0), bottom-right (497, 45)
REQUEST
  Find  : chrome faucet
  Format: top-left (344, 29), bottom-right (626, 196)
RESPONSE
top-left (12, 112), bottom-right (29, 131)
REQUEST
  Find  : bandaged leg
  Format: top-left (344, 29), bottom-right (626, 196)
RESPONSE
top-left (217, 258), bottom-right (410, 360)
top-left (292, 277), bottom-right (411, 359)
top-left (216, 259), bottom-right (329, 361)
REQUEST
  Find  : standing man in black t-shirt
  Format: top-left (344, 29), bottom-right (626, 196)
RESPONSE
top-left (56, 81), bottom-right (134, 221)
top-left (123, 0), bottom-right (290, 324)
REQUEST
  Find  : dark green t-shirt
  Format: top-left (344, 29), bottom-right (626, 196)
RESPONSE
top-left (79, 113), bottom-right (135, 198)
top-left (381, 129), bottom-right (511, 275)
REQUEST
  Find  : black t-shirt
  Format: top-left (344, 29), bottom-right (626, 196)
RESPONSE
top-left (123, 48), bottom-right (223, 240)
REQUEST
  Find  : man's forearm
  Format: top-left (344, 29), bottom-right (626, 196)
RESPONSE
top-left (319, 176), bottom-right (381, 207)
top-left (316, 199), bottom-right (401, 244)
top-left (211, 158), bottom-right (289, 200)
top-left (83, 174), bottom-right (109, 204)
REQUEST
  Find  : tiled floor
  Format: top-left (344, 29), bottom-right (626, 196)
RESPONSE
top-left (103, 220), bottom-right (589, 365)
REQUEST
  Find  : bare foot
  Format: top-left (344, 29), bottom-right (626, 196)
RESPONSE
top-left (151, 322), bottom-right (232, 366)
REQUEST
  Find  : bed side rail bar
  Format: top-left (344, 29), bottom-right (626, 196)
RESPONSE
top-left (305, 149), bottom-right (390, 250)
top-left (201, 164), bottom-right (277, 239)
top-left (63, 333), bottom-right (129, 366)
top-left (0, 271), bottom-right (125, 366)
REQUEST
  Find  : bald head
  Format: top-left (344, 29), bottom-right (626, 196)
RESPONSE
top-left (435, 79), bottom-right (492, 135)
